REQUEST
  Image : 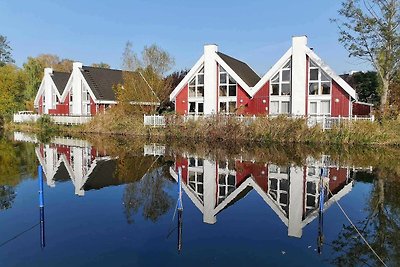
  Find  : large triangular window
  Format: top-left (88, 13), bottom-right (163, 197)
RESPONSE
top-left (218, 66), bottom-right (237, 114)
top-left (308, 60), bottom-right (331, 95)
top-left (188, 66), bottom-right (204, 115)
top-left (270, 59), bottom-right (291, 96)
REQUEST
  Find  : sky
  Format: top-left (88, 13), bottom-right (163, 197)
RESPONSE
top-left (0, 0), bottom-right (372, 75)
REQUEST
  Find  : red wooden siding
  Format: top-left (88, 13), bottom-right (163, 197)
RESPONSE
top-left (235, 161), bottom-right (268, 192)
top-left (328, 168), bottom-right (349, 194)
top-left (175, 157), bottom-right (189, 183)
top-left (352, 102), bottom-right (371, 116)
top-left (237, 82), bottom-right (269, 115)
top-left (331, 80), bottom-right (350, 117)
top-left (175, 85), bottom-right (188, 115)
top-left (90, 97), bottom-right (96, 115)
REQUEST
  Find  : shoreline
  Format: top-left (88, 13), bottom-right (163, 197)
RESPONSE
top-left (5, 113), bottom-right (400, 147)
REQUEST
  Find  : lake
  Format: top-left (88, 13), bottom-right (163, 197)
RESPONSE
top-left (0, 131), bottom-right (398, 267)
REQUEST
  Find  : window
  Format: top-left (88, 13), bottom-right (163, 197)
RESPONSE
top-left (270, 59), bottom-right (291, 96)
top-left (219, 66), bottom-right (237, 113)
top-left (52, 86), bottom-right (58, 108)
top-left (188, 67), bottom-right (205, 115)
top-left (309, 60), bottom-right (331, 95)
top-left (218, 172), bottom-right (236, 204)
top-left (281, 101), bottom-right (290, 114)
top-left (188, 170), bottom-right (204, 202)
top-left (320, 101), bottom-right (330, 114)
top-left (270, 101), bottom-right (279, 114)
top-left (82, 81), bottom-right (91, 115)
top-left (189, 67), bottom-right (204, 98)
top-left (310, 102), bottom-right (317, 114)
top-left (309, 101), bottom-right (330, 115)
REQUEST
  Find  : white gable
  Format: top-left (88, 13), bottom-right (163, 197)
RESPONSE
top-left (305, 47), bottom-right (357, 100)
top-left (170, 55), bottom-right (205, 101)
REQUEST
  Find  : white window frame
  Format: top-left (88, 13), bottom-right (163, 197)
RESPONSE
top-left (308, 60), bottom-right (331, 96)
top-left (188, 157), bottom-right (205, 203)
top-left (269, 59), bottom-right (292, 115)
top-left (270, 59), bottom-right (292, 96)
top-left (308, 100), bottom-right (331, 116)
top-left (267, 164), bottom-right (290, 214)
top-left (217, 160), bottom-right (236, 204)
top-left (218, 66), bottom-right (237, 114)
top-left (188, 66), bottom-right (205, 115)
top-left (82, 81), bottom-right (91, 116)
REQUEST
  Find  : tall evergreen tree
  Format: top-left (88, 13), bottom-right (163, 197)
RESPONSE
top-left (0, 35), bottom-right (14, 66)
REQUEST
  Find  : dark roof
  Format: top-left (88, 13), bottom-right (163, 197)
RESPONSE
top-left (53, 161), bottom-right (70, 182)
top-left (83, 160), bottom-right (118, 190)
top-left (81, 66), bottom-right (123, 101)
top-left (217, 52), bottom-right (260, 87)
top-left (51, 72), bottom-right (70, 95)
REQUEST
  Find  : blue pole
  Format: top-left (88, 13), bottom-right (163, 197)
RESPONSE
top-left (317, 171), bottom-right (325, 254)
top-left (38, 165), bottom-right (45, 248)
top-left (177, 167), bottom-right (183, 211)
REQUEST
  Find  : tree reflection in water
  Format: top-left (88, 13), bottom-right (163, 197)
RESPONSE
top-left (0, 186), bottom-right (16, 210)
top-left (123, 167), bottom-right (174, 224)
top-left (330, 169), bottom-right (400, 266)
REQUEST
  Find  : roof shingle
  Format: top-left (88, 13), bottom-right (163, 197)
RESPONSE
top-left (51, 72), bottom-right (70, 95)
top-left (217, 52), bottom-right (260, 87)
top-left (81, 66), bottom-right (124, 101)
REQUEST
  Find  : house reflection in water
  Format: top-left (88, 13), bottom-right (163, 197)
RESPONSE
top-left (170, 155), bottom-right (354, 238)
top-left (35, 137), bottom-right (115, 196)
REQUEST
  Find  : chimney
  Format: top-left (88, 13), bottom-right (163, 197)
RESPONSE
top-left (44, 67), bottom-right (53, 75)
top-left (203, 44), bottom-right (218, 114)
top-left (73, 62), bottom-right (83, 70)
top-left (291, 36), bottom-right (308, 116)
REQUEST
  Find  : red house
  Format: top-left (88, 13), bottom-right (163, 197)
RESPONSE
top-left (170, 36), bottom-right (372, 117)
top-left (34, 62), bottom-right (123, 116)
top-left (171, 154), bottom-right (354, 238)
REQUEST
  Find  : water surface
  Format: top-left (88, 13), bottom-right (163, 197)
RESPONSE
top-left (0, 132), bottom-right (399, 266)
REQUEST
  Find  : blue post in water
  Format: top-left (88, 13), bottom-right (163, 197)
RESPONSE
top-left (177, 167), bottom-right (183, 211)
top-left (317, 168), bottom-right (325, 254)
top-left (38, 165), bottom-right (45, 248)
top-left (177, 167), bottom-right (183, 252)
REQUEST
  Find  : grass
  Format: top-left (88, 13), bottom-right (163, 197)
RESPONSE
top-left (164, 115), bottom-right (400, 146)
top-left (6, 112), bottom-right (400, 146)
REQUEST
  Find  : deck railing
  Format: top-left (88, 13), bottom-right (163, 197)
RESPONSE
top-left (13, 114), bottom-right (92, 125)
top-left (143, 114), bottom-right (375, 130)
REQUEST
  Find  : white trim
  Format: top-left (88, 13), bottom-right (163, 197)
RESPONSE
top-left (251, 48), bottom-right (293, 97)
top-left (34, 73), bottom-right (64, 107)
top-left (60, 72), bottom-right (74, 102)
top-left (97, 100), bottom-right (117, 104)
top-left (214, 53), bottom-right (251, 94)
top-left (354, 101), bottom-right (374, 106)
top-left (170, 55), bottom-right (205, 100)
top-left (33, 77), bottom-right (46, 106)
top-left (305, 47), bottom-right (357, 100)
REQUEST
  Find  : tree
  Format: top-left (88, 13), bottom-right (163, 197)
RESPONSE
top-left (115, 42), bottom-right (175, 114)
top-left (91, 62), bottom-right (110, 68)
top-left (34, 54), bottom-right (74, 72)
top-left (333, 0), bottom-right (400, 113)
top-left (0, 35), bottom-right (14, 66)
top-left (342, 71), bottom-right (380, 104)
top-left (35, 54), bottom-right (60, 69)
top-left (56, 58), bottom-right (74, 72)
top-left (160, 69), bottom-right (189, 113)
top-left (0, 65), bottom-right (25, 118)
top-left (23, 57), bottom-right (45, 102)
